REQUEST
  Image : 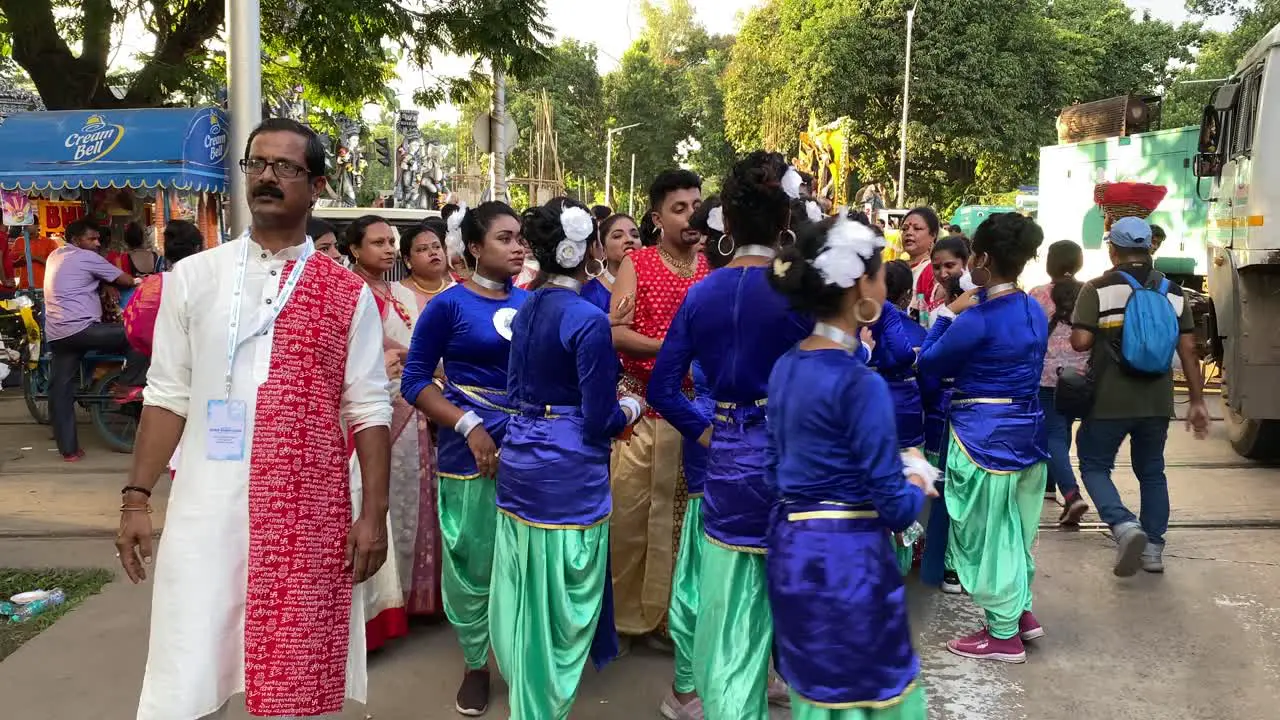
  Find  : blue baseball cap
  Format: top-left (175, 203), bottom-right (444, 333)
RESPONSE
top-left (1108, 217), bottom-right (1153, 249)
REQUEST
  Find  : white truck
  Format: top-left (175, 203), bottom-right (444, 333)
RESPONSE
top-left (1193, 22), bottom-right (1280, 460)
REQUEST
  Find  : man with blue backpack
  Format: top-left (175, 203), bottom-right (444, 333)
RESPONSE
top-left (1069, 217), bottom-right (1210, 577)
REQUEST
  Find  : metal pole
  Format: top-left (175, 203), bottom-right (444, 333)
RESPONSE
top-left (629, 154), bottom-right (636, 216)
top-left (896, 3), bottom-right (916, 209)
top-left (605, 131), bottom-right (613, 207)
top-left (491, 60), bottom-right (507, 203)
top-left (227, 0), bottom-right (262, 237)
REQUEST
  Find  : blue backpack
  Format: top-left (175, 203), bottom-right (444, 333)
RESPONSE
top-left (1115, 271), bottom-right (1179, 376)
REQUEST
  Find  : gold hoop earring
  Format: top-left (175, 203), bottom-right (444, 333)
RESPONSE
top-left (717, 233), bottom-right (735, 257)
top-left (778, 228), bottom-right (797, 247)
top-left (970, 266), bottom-right (992, 287)
top-left (853, 297), bottom-right (882, 325)
top-left (586, 257), bottom-right (605, 279)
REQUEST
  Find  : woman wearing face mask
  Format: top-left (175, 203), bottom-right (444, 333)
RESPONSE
top-left (1028, 241), bottom-right (1090, 523)
top-left (489, 199), bottom-right (645, 719)
top-left (648, 153), bottom-right (829, 720)
top-left (401, 201), bottom-right (529, 715)
top-left (343, 215), bottom-right (418, 646)
top-left (899, 207), bottom-right (940, 322)
top-left (583, 213), bottom-right (642, 313)
top-left (767, 213), bottom-right (934, 719)
top-left (400, 218), bottom-right (455, 312)
top-left (917, 213), bottom-right (1049, 664)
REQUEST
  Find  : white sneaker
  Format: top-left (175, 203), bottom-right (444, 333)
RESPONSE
top-left (1142, 543), bottom-right (1165, 574)
top-left (1112, 522), bottom-right (1148, 577)
top-left (941, 569), bottom-right (964, 594)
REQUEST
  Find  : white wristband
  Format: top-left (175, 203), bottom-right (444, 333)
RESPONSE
top-left (901, 452), bottom-right (939, 493)
top-left (619, 396), bottom-right (642, 425)
top-left (454, 410), bottom-right (483, 438)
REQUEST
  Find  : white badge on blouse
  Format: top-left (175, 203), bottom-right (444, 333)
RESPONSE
top-left (207, 233), bottom-right (315, 461)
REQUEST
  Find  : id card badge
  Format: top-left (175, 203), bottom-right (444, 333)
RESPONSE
top-left (206, 399), bottom-right (248, 461)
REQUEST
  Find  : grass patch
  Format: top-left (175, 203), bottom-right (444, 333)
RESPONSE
top-left (0, 568), bottom-right (113, 661)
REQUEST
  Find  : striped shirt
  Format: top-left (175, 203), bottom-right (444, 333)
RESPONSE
top-left (1072, 262), bottom-right (1194, 419)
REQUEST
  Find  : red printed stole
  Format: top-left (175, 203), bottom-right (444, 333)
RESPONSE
top-left (244, 254), bottom-right (365, 717)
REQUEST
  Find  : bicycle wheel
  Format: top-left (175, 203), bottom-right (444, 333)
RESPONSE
top-left (89, 371), bottom-right (138, 453)
top-left (21, 353), bottom-right (50, 425)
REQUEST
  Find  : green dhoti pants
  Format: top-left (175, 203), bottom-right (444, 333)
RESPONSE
top-left (669, 496), bottom-right (705, 695)
top-left (788, 683), bottom-right (928, 719)
top-left (692, 540), bottom-right (772, 720)
top-left (438, 475), bottom-right (498, 669)
top-left (944, 435), bottom-right (1047, 640)
top-left (490, 512), bottom-right (609, 720)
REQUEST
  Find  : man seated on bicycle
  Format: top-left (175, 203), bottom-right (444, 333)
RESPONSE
top-left (43, 219), bottom-right (146, 461)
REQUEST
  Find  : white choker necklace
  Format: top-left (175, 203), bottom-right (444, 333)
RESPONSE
top-left (734, 244), bottom-right (776, 261)
top-left (603, 268), bottom-right (617, 284)
top-left (812, 322), bottom-right (860, 353)
top-left (471, 272), bottom-right (507, 291)
top-left (546, 275), bottom-right (583, 292)
top-left (985, 282), bottom-right (1017, 296)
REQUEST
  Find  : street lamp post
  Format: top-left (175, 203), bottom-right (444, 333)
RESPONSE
top-left (227, 0), bottom-right (263, 237)
top-left (897, 2), bottom-right (917, 209)
top-left (629, 153), bottom-right (637, 216)
top-left (605, 123), bottom-right (642, 207)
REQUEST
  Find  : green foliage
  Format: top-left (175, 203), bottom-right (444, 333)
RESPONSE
top-left (723, 0), bottom-right (1203, 209)
top-left (506, 39), bottom-right (606, 195)
top-left (0, 0), bottom-right (550, 111)
top-left (0, 568), bottom-right (112, 661)
top-left (1164, 0), bottom-right (1280, 128)
top-left (601, 0), bottom-right (734, 209)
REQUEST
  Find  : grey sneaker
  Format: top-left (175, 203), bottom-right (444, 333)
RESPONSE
top-left (1142, 543), bottom-right (1165, 573)
top-left (1113, 522), bottom-right (1148, 577)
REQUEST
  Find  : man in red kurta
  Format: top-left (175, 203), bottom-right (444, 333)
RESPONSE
top-left (608, 170), bottom-right (709, 645)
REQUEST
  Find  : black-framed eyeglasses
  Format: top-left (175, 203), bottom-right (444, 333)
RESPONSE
top-left (239, 157), bottom-right (307, 179)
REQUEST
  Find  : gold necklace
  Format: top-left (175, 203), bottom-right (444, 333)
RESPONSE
top-left (659, 246), bottom-right (696, 279)
top-left (410, 275), bottom-right (449, 295)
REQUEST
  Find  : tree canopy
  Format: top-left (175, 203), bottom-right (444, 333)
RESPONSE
top-left (723, 0), bottom-right (1200, 210)
top-left (0, 0), bottom-right (550, 111)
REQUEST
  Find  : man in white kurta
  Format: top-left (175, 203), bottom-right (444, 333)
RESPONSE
top-left (116, 118), bottom-right (393, 720)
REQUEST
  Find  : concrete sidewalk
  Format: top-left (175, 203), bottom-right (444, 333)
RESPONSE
top-left (1, 528), bottom-right (1278, 720)
top-left (3, 395), bottom-right (1280, 719)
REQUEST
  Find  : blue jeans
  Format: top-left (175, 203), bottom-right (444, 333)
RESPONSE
top-left (1076, 417), bottom-right (1170, 545)
top-left (1039, 387), bottom-right (1079, 496)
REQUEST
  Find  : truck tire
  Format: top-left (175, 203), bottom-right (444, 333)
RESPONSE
top-left (1224, 406), bottom-right (1280, 461)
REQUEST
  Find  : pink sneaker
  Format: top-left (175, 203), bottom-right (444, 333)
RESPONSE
top-left (947, 628), bottom-right (1026, 663)
top-left (1019, 611), bottom-right (1045, 641)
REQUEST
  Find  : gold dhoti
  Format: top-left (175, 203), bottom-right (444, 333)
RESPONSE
top-left (610, 414), bottom-right (686, 635)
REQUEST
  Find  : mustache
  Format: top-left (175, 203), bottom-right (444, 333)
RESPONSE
top-left (252, 184), bottom-right (284, 200)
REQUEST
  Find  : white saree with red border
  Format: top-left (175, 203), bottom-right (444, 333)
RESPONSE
top-left (137, 237), bottom-right (392, 719)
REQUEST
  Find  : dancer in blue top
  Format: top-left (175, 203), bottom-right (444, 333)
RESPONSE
top-left (583, 213), bottom-right (641, 313)
top-left (489, 198), bottom-right (644, 720)
top-left (870, 257), bottom-right (927, 577)
top-left (917, 212), bottom-right (1049, 664)
top-left (401, 201), bottom-right (529, 715)
top-left (648, 152), bottom-right (824, 720)
top-left (766, 211), bottom-right (934, 720)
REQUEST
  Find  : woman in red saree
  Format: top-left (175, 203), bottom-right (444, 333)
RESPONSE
top-left (348, 216), bottom-right (444, 622)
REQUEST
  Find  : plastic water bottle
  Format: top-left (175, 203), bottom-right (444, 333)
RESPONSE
top-left (900, 522), bottom-right (925, 548)
top-left (7, 588), bottom-right (65, 623)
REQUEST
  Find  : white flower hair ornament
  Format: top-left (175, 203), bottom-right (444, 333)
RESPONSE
top-left (707, 206), bottom-right (725, 233)
top-left (781, 166), bottom-right (804, 200)
top-left (812, 215), bottom-right (887, 289)
top-left (445, 202), bottom-right (468, 260)
top-left (804, 200), bottom-right (824, 224)
top-left (555, 205), bottom-right (595, 268)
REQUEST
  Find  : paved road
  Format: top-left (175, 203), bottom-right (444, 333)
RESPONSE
top-left (1, 394), bottom-right (1278, 719)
